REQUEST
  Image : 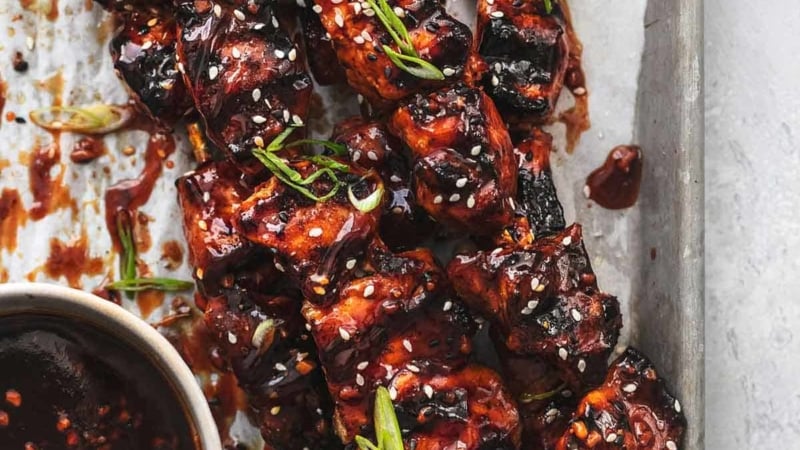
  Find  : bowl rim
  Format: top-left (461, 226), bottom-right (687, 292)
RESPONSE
top-left (0, 282), bottom-right (221, 450)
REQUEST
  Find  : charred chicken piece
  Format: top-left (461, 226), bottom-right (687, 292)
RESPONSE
top-left (176, 1), bottom-right (313, 158)
top-left (556, 348), bottom-right (686, 450)
top-left (236, 157), bottom-right (382, 305)
top-left (110, 9), bottom-right (194, 126)
top-left (301, 5), bottom-right (347, 86)
top-left (201, 283), bottom-right (341, 449)
top-left (312, 0), bottom-right (473, 109)
top-left (476, 0), bottom-right (570, 126)
top-left (390, 84), bottom-right (518, 236)
top-left (302, 244), bottom-right (521, 448)
top-left (447, 224), bottom-right (622, 389)
top-left (494, 338), bottom-right (575, 450)
top-left (176, 159), bottom-right (269, 290)
top-left (514, 128), bottom-right (566, 237)
top-left (332, 117), bottom-right (434, 250)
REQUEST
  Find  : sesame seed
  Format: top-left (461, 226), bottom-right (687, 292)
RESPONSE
top-left (467, 195), bottom-right (476, 208)
top-left (390, 175), bottom-right (402, 183)
top-left (674, 399), bottom-right (681, 413)
top-left (363, 8), bottom-right (375, 16)
top-left (252, 115), bottom-right (267, 124)
top-left (449, 193), bottom-right (461, 202)
top-left (571, 309), bottom-right (583, 321)
top-left (535, 283), bottom-right (545, 292)
top-left (233, 9), bottom-right (246, 20)
top-left (292, 114), bottom-right (304, 125)
top-left (353, 2), bottom-right (361, 14)
top-left (361, 30), bottom-right (372, 42)
top-left (232, 47), bottom-right (241, 58)
top-left (455, 178), bottom-right (468, 188)
top-left (209, 66), bottom-right (219, 80)
top-left (339, 327), bottom-right (351, 341)
top-left (283, 109), bottom-right (291, 123)
top-left (573, 87), bottom-right (587, 96)
top-left (147, 17), bottom-right (159, 27)
top-left (583, 185), bottom-right (591, 198)
top-left (354, 35), bottom-right (365, 44)
top-left (252, 88), bottom-right (262, 102)
top-left (423, 385), bottom-right (434, 398)
top-left (335, 12), bottom-right (344, 27)
top-left (486, 0), bottom-right (494, 4)
top-left (443, 300), bottom-right (452, 312)
top-left (521, 307), bottom-right (533, 315)
top-left (265, 98), bottom-right (272, 108)
top-left (274, 261), bottom-right (285, 272)
top-left (275, 49), bottom-right (286, 59)
top-left (331, 0), bottom-right (342, 3)
top-left (213, 4), bottom-right (222, 16)
top-left (312, 4), bottom-right (322, 13)
top-left (578, 359), bottom-right (586, 373)
top-left (228, 332), bottom-right (238, 344)
top-left (491, 75), bottom-right (499, 86)
top-left (407, 364), bottom-right (420, 373)
top-left (357, 94), bottom-right (364, 104)
top-left (357, 361), bottom-right (369, 370)
top-left (275, 362), bottom-right (287, 371)
top-left (363, 285), bottom-right (375, 298)
top-left (353, 150), bottom-right (361, 161)
top-left (393, 6), bottom-right (405, 17)
top-left (490, 10), bottom-right (504, 18)
top-left (530, 277), bottom-right (540, 291)
top-left (289, 48), bottom-right (297, 61)
top-left (272, 16), bottom-right (279, 27)
top-left (443, 67), bottom-right (456, 77)
top-left (606, 433), bottom-right (618, 443)
top-left (202, 192), bottom-right (211, 203)
top-left (140, 40), bottom-right (153, 51)
top-left (402, 339), bottom-right (413, 352)
top-left (270, 406), bottom-right (281, 415)
top-left (254, 23), bottom-right (265, 30)
top-left (433, 195), bottom-right (443, 204)
top-left (666, 441), bottom-right (678, 450)
top-left (367, 151), bottom-right (378, 161)
top-left (389, 386), bottom-right (398, 400)
top-left (356, 373), bottom-right (365, 386)
top-left (508, 197), bottom-right (516, 209)
top-left (196, 268), bottom-right (204, 280)
top-left (470, 145), bottom-right (481, 156)
top-left (494, 62), bottom-right (502, 73)
top-left (306, 323), bottom-right (312, 331)
top-left (309, 227), bottom-right (323, 237)
top-left (544, 408), bottom-right (558, 423)
top-left (558, 347), bottom-right (568, 360)
top-left (198, 219), bottom-right (209, 231)
top-left (527, 300), bottom-right (538, 309)
top-left (622, 383), bottom-right (637, 393)
top-left (177, 62), bottom-right (186, 73)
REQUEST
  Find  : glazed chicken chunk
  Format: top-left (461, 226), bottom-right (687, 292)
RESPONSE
top-left (301, 4), bottom-right (347, 86)
top-left (176, 1), bottom-right (313, 158)
top-left (556, 348), bottom-right (687, 450)
top-left (311, 0), bottom-right (473, 109)
top-left (476, 0), bottom-right (570, 126)
top-left (447, 224), bottom-right (622, 389)
top-left (302, 244), bottom-right (521, 448)
top-left (390, 84), bottom-right (518, 235)
top-left (331, 117), bottom-right (434, 250)
top-left (110, 9), bottom-right (194, 126)
top-left (235, 157), bottom-right (383, 305)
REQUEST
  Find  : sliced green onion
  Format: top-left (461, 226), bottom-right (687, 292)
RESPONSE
top-left (543, 0), bottom-right (554, 14)
top-left (348, 179), bottom-right (384, 213)
top-left (108, 278), bottom-right (195, 292)
top-left (356, 386), bottom-right (404, 450)
top-left (116, 213), bottom-right (137, 283)
top-left (29, 104), bottom-right (132, 134)
top-left (383, 46), bottom-right (445, 81)
top-left (519, 382), bottom-right (567, 404)
top-left (253, 149), bottom-right (343, 202)
top-left (355, 436), bottom-right (380, 450)
top-left (286, 139), bottom-right (348, 156)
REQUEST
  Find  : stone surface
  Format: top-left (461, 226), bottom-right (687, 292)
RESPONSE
top-left (705, 0), bottom-right (800, 448)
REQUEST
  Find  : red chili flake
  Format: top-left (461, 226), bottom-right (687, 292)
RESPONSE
top-left (5, 389), bottom-right (21, 407)
top-left (56, 413), bottom-right (71, 432)
top-left (0, 410), bottom-right (8, 427)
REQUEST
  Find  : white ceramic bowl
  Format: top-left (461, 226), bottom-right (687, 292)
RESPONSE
top-left (0, 282), bottom-right (221, 450)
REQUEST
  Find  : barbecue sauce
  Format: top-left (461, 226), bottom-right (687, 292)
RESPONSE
top-left (0, 315), bottom-right (197, 449)
top-left (0, 189), bottom-right (27, 253)
top-left (585, 145), bottom-right (643, 210)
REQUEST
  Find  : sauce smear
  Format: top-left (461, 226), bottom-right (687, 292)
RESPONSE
top-left (0, 189), bottom-right (27, 253)
top-left (28, 143), bottom-right (77, 220)
top-left (585, 145), bottom-right (643, 210)
top-left (43, 231), bottom-right (105, 288)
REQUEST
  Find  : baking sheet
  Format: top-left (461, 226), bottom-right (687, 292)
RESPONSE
top-left (0, 0), bottom-right (702, 448)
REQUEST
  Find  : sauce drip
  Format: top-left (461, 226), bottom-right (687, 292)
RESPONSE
top-left (42, 230), bottom-right (104, 288)
top-left (0, 189), bottom-right (27, 253)
top-left (161, 240), bottom-right (184, 270)
top-left (0, 315), bottom-right (197, 449)
top-left (559, 0), bottom-right (590, 154)
top-left (104, 132), bottom-right (176, 250)
top-left (585, 145), bottom-right (643, 210)
top-left (0, 78), bottom-right (6, 124)
top-left (70, 136), bottom-right (106, 163)
top-left (28, 143), bottom-right (77, 220)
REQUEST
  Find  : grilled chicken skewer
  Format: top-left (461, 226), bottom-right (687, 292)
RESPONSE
top-left (177, 160), bottom-right (343, 449)
top-left (311, 0), bottom-right (473, 109)
top-left (175, 0), bottom-right (313, 159)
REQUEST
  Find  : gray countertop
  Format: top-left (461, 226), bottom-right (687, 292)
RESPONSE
top-left (705, 0), bottom-right (800, 447)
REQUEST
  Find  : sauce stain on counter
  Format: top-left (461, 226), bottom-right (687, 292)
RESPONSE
top-left (585, 145), bottom-right (643, 210)
top-left (137, 289), bottom-right (165, 319)
top-left (0, 77), bottom-right (7, 125)
top-left (40, 230), bottom-right (104, 288)
top-left (19, 0), bottom-right (59, 22)
top-left (0, 189), bottom-right (27, 253)
top-left (161, 240), bottom-right (184, 270)
top-left (70, 136), bottom-right (107, 164)
top-left (558, 0), bottom-right (590, 154)
top-left (28, 143), bottom-right (77, 220)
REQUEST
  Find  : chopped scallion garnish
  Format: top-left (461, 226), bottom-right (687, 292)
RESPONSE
top-left (356, 386), bottom-right (404, 450)
top-left (29, 104), bottom-right (132, 134)
top-left (107, 278), bottom-right (195, 292)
